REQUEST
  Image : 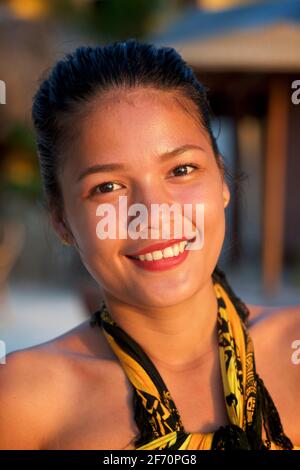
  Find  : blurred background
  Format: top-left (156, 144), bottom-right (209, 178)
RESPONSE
top-left (0, 0), bottom-right (300, 355)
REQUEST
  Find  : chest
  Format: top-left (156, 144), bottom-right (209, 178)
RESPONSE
top-left (43, 358), bottom-right (231, 450)
top-left (44, 329), bottom-right (298, 450)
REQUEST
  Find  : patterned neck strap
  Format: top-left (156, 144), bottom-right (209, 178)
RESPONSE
top-left (90, 278), bottom-right (292, 450)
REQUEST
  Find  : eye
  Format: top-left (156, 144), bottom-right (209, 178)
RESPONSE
top-left (170, 163), bottom-right (198, 177)
top-left (89, 181), bottom-right (123, 197)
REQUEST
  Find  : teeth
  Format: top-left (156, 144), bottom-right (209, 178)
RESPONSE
top-left (152, 250), bottom-right (163, 260)
top-left (173, 244), bottom-right (180, 256)
top-left (132, 241), bottom-right (189, 261)
top-left (179, 241), bottom-right (186, 253)
top-left (163, 246), bottom-right (174, 258)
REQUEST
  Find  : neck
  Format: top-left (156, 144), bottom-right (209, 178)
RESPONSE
top-left (102, 276), bottom-right (219, 373)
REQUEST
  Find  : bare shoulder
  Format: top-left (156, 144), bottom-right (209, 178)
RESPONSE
top-left (246, 303), bottom-right (300, 443)
top-left (243, 302), bottom-right (299, 335)
top-left (246, 302), bottom-right (300, 380)
top-left (0, 346), bottom-right (62, 449)
top-left (0, 318), bottom-right (115, 449)
top-left (247, 303), bottom-right (300, 346)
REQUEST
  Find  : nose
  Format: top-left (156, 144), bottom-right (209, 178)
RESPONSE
top-left (132, 178), bottom-right (176, 209)
top-left (127, 180), bottom-right (183, 240)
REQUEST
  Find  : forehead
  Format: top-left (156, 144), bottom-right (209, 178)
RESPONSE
top-left (86, 87), bottom-right (200, 126)
top-left (66, 87), bottom-right (212, 168)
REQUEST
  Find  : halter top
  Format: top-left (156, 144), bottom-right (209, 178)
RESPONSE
top-left (90, 277), bottom-right (299, 450)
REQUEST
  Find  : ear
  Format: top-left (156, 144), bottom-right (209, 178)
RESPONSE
top-left (222, 181), bottom-right (230, 209)
top-left (50, 203), bottom-right (74, 246)
top-left (216, 153), bottom-right (230, 208)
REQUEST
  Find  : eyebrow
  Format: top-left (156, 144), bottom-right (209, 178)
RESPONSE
top-left (77, 144), bottom-right (205, 182)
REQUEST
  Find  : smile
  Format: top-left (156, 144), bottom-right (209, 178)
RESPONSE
top-left (125, 237), bottom-right (196, 271)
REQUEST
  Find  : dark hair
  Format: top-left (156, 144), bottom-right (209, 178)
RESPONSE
top-left (32, 38), bottom-right (223, 214)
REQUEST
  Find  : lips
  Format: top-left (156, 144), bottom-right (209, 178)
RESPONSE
top-left (125, 236), bottom-right (191, 258)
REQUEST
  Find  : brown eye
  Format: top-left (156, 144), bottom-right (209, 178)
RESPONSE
top-left (171, 164), bottom-right (198, 177)
top-left (90, 181), bottom-right (123, 196)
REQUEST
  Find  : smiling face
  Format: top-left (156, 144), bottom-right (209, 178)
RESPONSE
top-left (52, 87), bottom-right (230, 308)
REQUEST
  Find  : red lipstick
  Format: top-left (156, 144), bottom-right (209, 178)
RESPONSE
top-left (126, 236), bottom-right (189, 257)
top-left (125, 236), bottom-right (196, 272)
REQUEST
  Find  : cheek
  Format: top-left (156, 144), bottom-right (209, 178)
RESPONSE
top-left (63, 196), bottom-right (115, 260)
top-left (66, 198), bottom-right (130, 277)
top-left (173, 181), bottom-right (225, 232)
top-left (173, 181), bottom-right (226, 268)
top-left (68, 205), bottom-right (97, 245)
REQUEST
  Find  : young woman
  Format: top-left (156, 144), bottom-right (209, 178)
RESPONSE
top-left (0, 39), bottom-right (299, 450)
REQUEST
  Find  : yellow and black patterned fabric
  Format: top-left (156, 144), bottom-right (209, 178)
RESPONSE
top-left (90, 266), bottom-right (299, 450)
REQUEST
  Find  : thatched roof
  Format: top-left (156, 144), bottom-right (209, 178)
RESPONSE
top-left (148, 0), bottom-right (300, 71)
